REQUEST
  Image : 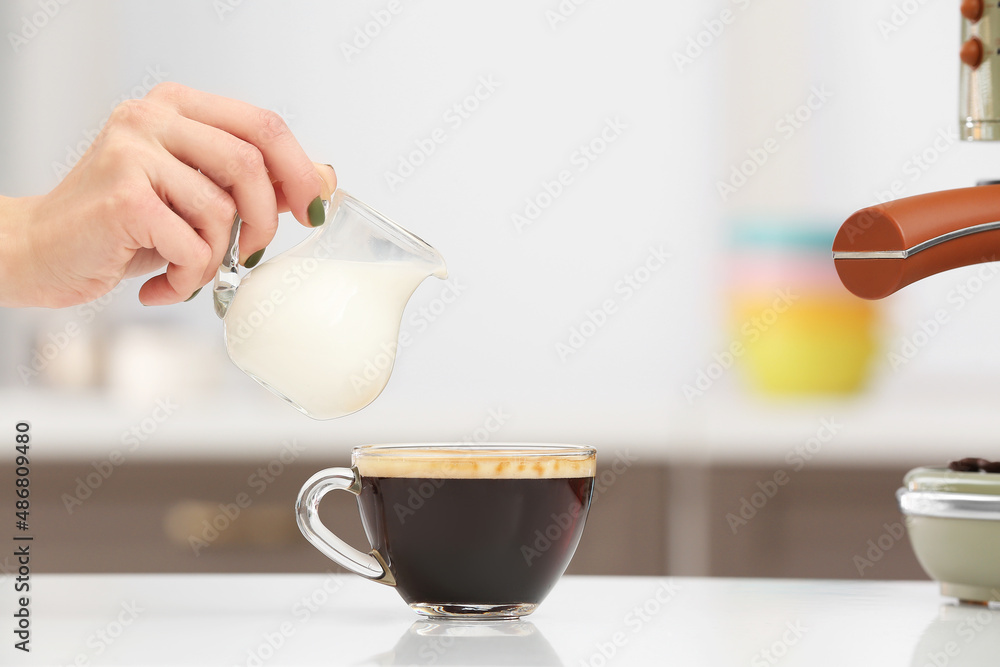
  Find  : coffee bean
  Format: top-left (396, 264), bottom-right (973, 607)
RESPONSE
top-left (949, 458), bottom-right (983, 472)
top-left (948, 457), bottom-right (1000, 473)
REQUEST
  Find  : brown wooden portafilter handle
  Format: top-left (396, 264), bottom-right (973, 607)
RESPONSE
top-left (833, 185), bottom-right (1000, 299)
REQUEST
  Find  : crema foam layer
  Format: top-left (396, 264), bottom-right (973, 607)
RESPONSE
top-left (356, 449), bottom-right (596, 479)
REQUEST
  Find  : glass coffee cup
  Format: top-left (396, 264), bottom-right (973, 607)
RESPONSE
top-left (295, 443), bottom-right (597, 619)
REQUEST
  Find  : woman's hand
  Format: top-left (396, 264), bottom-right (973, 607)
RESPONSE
top-left (0, 82), bottom-right (337, 308)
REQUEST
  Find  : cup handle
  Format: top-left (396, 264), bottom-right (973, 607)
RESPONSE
top-left (295, 467), bottom-right (395, 586)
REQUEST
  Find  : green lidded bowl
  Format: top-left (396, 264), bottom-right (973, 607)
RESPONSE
top-left (899, 467), bottom-right (1000, 604)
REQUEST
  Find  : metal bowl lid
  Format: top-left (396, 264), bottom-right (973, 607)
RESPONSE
top-left (899, 467), bottom-right (1000, 520)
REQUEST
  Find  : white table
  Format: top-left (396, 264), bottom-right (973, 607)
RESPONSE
top-left (0, 574), bottom-right (994, 666)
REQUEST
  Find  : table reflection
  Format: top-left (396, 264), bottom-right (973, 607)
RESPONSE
top-left (362, 619), bottom-right (563, 666)
top-left (911, 603), bottom-right (1000, 667)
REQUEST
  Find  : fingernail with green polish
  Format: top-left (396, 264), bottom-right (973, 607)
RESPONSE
top-left (185, 287), bottom-right (202, 302)
top-left (308, 196), bottom-right (325, 227)
top-left (244, 248), bottom-right (265, 269)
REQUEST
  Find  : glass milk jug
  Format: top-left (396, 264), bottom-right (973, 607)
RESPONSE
top-left (215, 190), bottom-right (447, 419)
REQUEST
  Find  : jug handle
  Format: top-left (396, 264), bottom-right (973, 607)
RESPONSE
top-left (213, 212), bottom-right (243, 319)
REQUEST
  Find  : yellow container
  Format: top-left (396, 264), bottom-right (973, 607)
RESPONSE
top-left (730, 291), bottom-right (877, 394)
top-left (728, 221), bottom-right (879, 396)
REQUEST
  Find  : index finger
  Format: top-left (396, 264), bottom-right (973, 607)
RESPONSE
top-left (146, 82), bottom-right (323, 227)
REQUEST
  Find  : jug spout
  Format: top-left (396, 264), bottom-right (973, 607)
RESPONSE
top-left (424, 249), bottom-right (448, 281)
top-left (833, 184), bottom-right (1000, 299)
top-left (397, 224), bottom-right (446, 281)
top-left (324, 190), bottom-right (448, 282)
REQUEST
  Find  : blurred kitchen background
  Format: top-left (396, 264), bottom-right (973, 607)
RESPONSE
top-left (1, 0), bottom-right (997, 580)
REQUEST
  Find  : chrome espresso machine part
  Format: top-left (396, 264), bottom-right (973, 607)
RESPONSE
top-left (961, 0), bottom-right (1000, 140)
top-left (833, 0), bottom-right (1000, 299)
